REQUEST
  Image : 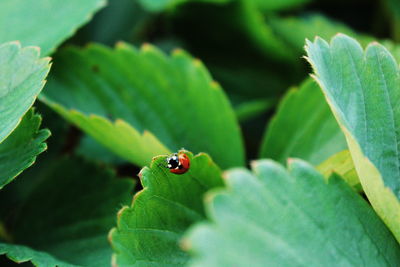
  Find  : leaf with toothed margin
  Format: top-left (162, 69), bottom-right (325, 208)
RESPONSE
top-left (0, 157), bottom-right (134, 266)
top-left (260, 78), bottom-right (347, 165)
top-left (0, 243), bottom-right (74, 267)
top-left (0, 109), bottom-right (50, 189)
top-left (0, 0), bottom-right (106, 55)
top-left (0, 41), bottom-right (50, 144)
top-left (305, 34), bottom-right (400, 243)
top-left (184, 159), bottom-right (400, 266)
top-left (41, 43), bottom-right (244, 169)
top-left (317, 150), bottom-right (361, 192)
top-left (110, 150), bottom-right (224, 266)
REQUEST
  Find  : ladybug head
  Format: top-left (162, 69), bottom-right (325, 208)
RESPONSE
top-left (166, 154), bottom-right (180, 169)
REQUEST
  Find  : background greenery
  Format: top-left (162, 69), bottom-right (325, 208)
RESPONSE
top-left (1, 0), bottom-right (400, 266)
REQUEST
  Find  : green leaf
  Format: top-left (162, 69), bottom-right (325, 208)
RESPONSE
top-left (239, 1), bottom-right (296, 62)
top-left (138, 0), bottom-right (230, 12)
top-left (0, 41), bottom-right (50, 144)
top-left (0, 0), bottom-right (106, 55)
top-left (381, 40), bottom-right (400, 63)
top-left (383, 0), bottom-right (400, 41)
top-left (171, 2), bottom-right (302, 100)
top-left (305, 34), bottom-right (400, 241)
top-left (184, 159), bottom-right (400, 266)
top-left (239, 6), bottom-right (359, 62)
top-left (110, 150), bottom-right (224, 266)
top-left (266, 13), bottom-right (400, 64)
top-left (76, 135), bottom-right (125, 165)
top-left (260, 78), bottom-right (347, 165)
top-left (81, 0), bottom-right (149, 46)
top-left (317, 150), bottom-right (361, 192)
top-left (267, 14), bottom-right (371, 56)
top-left (234, 98), bottom-right (275, 122)
top-left (0, 243), bottom-right (74, 267)
top-left (241, 9), bottom-right (376, 64)
top-left (41, 43), bottom-right (245, 169)
top-left (250, 0), bottom-right (311, 11)
top-left (0, 110), bottom-right (50, 189)
top-left (0, 157), bottom-right (134, 266)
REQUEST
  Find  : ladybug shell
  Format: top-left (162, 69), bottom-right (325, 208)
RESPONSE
top-left (170, 153), bottom-right (190, 174)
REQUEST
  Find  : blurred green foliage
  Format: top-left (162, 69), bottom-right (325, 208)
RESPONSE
top-left (1, 0), bottom-right (400, 266)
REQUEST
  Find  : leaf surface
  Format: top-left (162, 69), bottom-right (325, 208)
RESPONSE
top-left (138, 0), bottom-right (230, 12)
top-left (0, 110), bottom-right (49, 189)
top-left (317, 150), bottom-right (361, 192)
top-left (267, 14), bottom-right (371, 56)
top-left (0, 0), bottom-right (105, 55)
top-left (0, 157), bottom-right (134, 266)
top-left (185, 159), bottom-right (400, 266)
top-left (0, 243), bottom-right (74, 267)
top-left (0, 42), bottom-right (50, 143)
top-left (41, 44), bottom-right (244, 168)
top-left (250, 0), bottom-right (311, 11)
top-left (260, 78), bottom-right (347, 165)
top-left (235, 98), bottom-right (275, 122)
top-left (305, 34), bottom-right (400, 241)
top-left (110, 150), bottom-right (224, 266)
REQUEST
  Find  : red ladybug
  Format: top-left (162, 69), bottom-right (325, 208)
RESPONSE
top-left (166, 152), bottom-right (190, 174)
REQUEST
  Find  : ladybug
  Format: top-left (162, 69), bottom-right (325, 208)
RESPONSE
top-left (166, 152), bottom-right (190, 174)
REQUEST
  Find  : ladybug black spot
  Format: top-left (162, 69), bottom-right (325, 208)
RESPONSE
top-left (166, 154), bottom-right (180, 169)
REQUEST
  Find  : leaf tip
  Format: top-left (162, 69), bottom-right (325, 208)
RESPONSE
top-left (172, 48), bottom-right (184, 56)
top-left (0, 41), bottom-right (21, 53)
top-left (115, 41), bottom-right (130, 50)
top-left (193, 58), bottom-right (202, 66)
top-left (138, 166), bottom-right (150, 179)
top-left (108, 227), bottom-right (116, 244)
top-left (180, 235), bottom-right (192, 252)
top-left (210, 80), bottom-right (220, 89)
top-left (334, 32), bottom-right (349, 39)
top-left (116, 206), bottom-right (129, 222)
top-left (287, 157), bottom-right (296, 166)
top-left (304, 38), bottom-right (313, 49)
top-left (141, 42), bottom-right (153, 52)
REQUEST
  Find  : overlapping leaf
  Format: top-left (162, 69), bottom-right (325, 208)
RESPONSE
top-left (260, 78), bottom-right (347, 165)
top-left (184, 159), bottom-right (400, 266)
top-left (250, 0), bottom-right (311, 11)
top-left (267, 14), bottom-right (372, 56)
top-left (81, 0), bottom-right (148, 46)
top-left (171, 2), bottom-right (299, 101)
top-left (240, 1), bottom-right (295, 62)
top-left (41, 43), bottom-right (244, 168)
top-left (305, 34), bottom-right (400, 241)
top-left (0, 243), bottom-right (73, 267)
top-left (0, 157), bottom-right (134, 266)
top-left (240, 6), bottom-right (375, 64)
top-left (0, 0), bottom-right (106, 55)
top-left (138, 0), bottom-right (230, 12)
top-left (0, 41), bottom-right (50, 143)
top-left (110, 150), bottom-right (224, 266)
top-left (0, 110), bottom-right (49, 189)
top-left (76, 135), bottom-right (125, 165)
top-left (235, 98), bottom-right (275, 122)
top-left (317, 150), bottom-right (361, 192)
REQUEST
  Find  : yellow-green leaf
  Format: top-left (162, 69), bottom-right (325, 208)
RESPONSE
top-left (110, 150), bottom-right (224, 266)
top-left (41, 44), bottom-right (244, 169)
top-left (306, 34), bottom-right (400, 241)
